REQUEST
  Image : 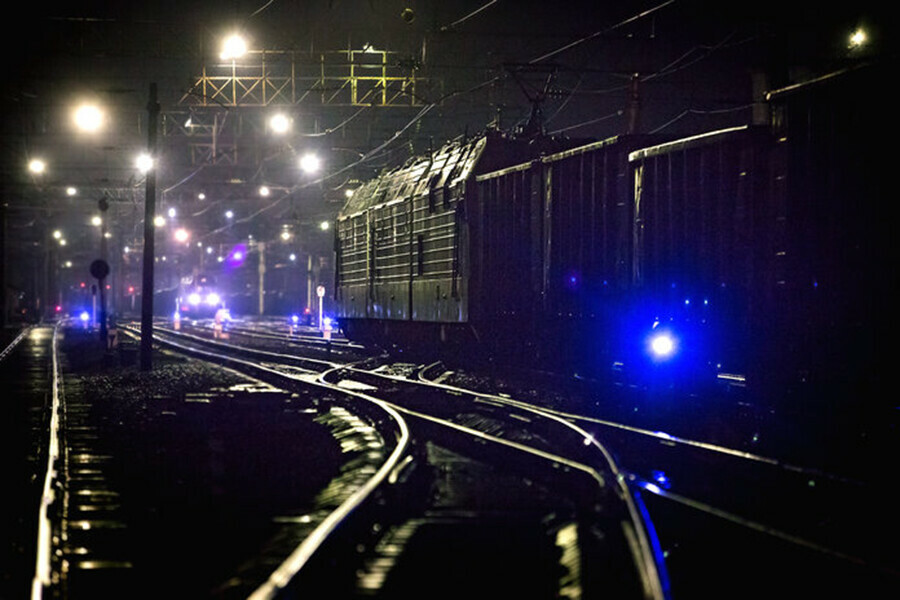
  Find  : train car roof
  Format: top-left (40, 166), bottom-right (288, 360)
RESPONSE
top-left (476, 134), bottom-right (663, 182)
top-left (765, 60), bottom-right (884, 102)
top-left (338, 131), bottom-right (586, 218)
top-left (628, 126), bottom-right (753, 162)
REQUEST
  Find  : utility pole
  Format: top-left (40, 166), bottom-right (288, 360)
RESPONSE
top-left (141, 83), bottom-right (159, 371)
top-left (98, 194), bottom-right (109, 345)
top-left (258, 241), bottom-right (266, 315)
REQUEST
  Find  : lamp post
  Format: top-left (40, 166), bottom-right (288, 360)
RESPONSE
top-left (141, 83), bottom-right (159, 371)
top-left (98, 194), bottom-right (109, 344)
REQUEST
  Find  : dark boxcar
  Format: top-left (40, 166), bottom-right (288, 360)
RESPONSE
top-left (628, 61), bottom-right (891, 397)
top-left (470, 136), bottom-right (652, 371)
top-left (626, 126), bottom-right (772, 384)
top-left (759, 62), bottom-right (891, 399)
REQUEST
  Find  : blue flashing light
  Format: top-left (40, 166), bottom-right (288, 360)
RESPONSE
top-left (651, 470), bottom-right (671, 490)
top-left (291, 314), bottom-right (299, 324)
top-left (226, 243), bottom-right (248, 268)
top-left (648, 331), bottom-right (677, 360)
top-left (564, 270), bottom-right (581, 291)
top-left (79, 311), bottom-right (90, 322)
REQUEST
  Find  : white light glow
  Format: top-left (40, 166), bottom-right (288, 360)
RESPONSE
top-left (28, 159), bottom-right (46, 174)
top-left (650, 333), bottom-right (675, 358)
top-left (299, 152), bottom-right (321, 174)
top-left (221, 34), bottom-right (248, 60)
top-left (270, 113), bottom-right (291, 134)
top-left (136, 154), bottom-right (154, 173)
top-left (73, 104), bottom-right (104, 132)
top-left (174, 228), bottom-right (190, 243)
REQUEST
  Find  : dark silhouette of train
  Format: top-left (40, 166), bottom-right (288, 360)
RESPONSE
top-left (334, 61), bottom-right (891, 401)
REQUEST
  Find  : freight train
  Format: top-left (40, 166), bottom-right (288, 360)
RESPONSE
top-left (334, 62), bottom-right (891, 399)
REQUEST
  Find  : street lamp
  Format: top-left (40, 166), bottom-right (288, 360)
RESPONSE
top-left (849, 28), bottom-right (868, 49)
top-left (73, 103), bottom-right (105, 133)
top-left (28, 159), bottom-right (46, 175)
top-left (221, 34), bottom-right (248, 60)
top-left (136, 153), bottom-right (154, 174)
top-left (174, 228), bottom-right (190, 244)
top-left (269, 113), bottom-right (291, 135)
top-left (299, 152), bottom-right (321, 174)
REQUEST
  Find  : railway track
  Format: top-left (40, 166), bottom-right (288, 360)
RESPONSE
top-left (32, 322), bottom-right (670, 599)
top-left (411, 363), bottom-right (899, 596)
top-left (35, 319), bottom-right (896, 597)
top-left (153, 320), bottom-right (895, 594)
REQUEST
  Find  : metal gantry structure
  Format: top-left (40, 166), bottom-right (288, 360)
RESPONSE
top-left (179, 48), bottom-right (427, 109)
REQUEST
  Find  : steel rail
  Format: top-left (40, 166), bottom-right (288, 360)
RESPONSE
top-left (117, 326), bottom-right (412, 599)
top-left (141, 324), bottom-right (671, 599)
top-left (31, 324), bottom-right (62, 600)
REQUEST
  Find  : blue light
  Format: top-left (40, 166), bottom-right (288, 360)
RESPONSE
top-left (226, 243), bottom-right (248, 268)
top-left (79, 311), bottom-right (90, 322)
top-left (651, 470), bottom-right (671, 490)
top-left (291, 314), bottom-right (299, 324)
top-left (648, 331), bottom-right (676, 360)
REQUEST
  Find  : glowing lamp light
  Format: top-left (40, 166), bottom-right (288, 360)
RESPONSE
top-left (29, 159), bottom-right (46, 174)
top-left (136, 153), bottom-right (154, 173)
top-left (73, 104), bottom-right (104, 133)
top-left (221, 34), bottom-right (248, 60)
top-left (849, 28), bottom-right (867, 48)
top-left (270, 113), bottom-right (291, 134)
top-left (205, 293), bottom-right (221, 306)
top-left (291, 315), bottom-right (299, 324)
top-left (79, 311), bottom-right (90, 322)
top-left (174, 228), bottom-right (190, 243)
top-left (299, 152), bottom-right (321, 174)
top-left (188, 292), bottom-right (202, 305)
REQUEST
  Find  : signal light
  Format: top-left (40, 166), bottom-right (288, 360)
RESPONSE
top-left (648, 330), bottom-right (677, 360)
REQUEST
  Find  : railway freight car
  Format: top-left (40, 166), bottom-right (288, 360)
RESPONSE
top-left (334, 129), bottom-right (583, 348)
top-left (335, 61), bottom-right (890, 399)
